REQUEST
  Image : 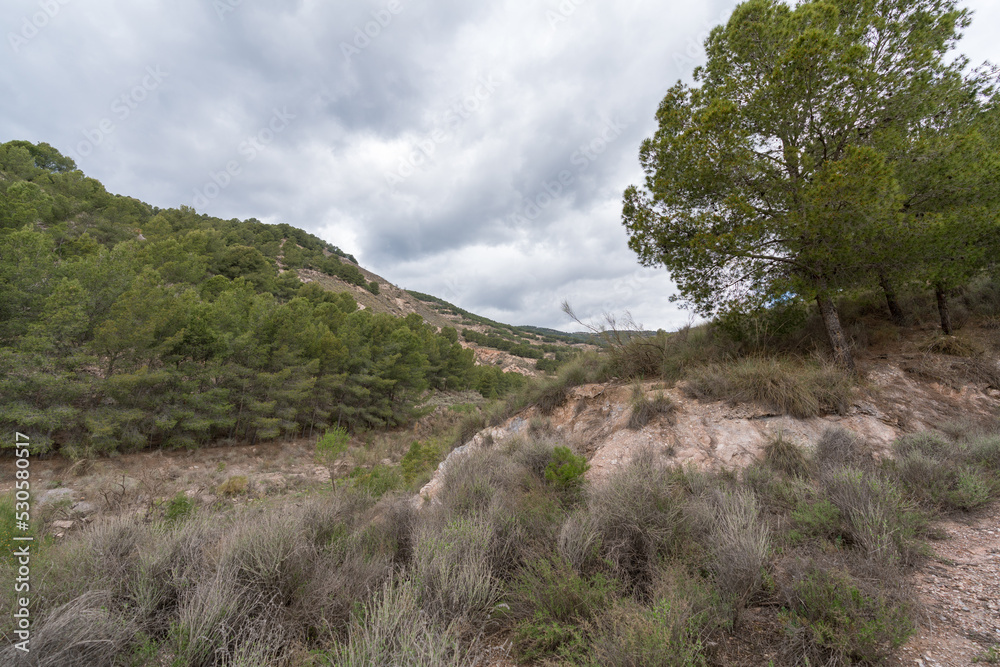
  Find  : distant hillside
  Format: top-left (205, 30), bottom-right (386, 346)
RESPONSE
top-left (0, 139), bottom-right (563, 455)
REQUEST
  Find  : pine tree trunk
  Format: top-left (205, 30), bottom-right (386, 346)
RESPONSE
top-left (935, 284), bottom-right (953, 335)
top-left (816, 294), bottom-right (856, 373)
top-left (878, 273), bottom-right (906, 326)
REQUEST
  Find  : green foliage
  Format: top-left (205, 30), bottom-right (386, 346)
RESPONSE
top-left (891, 428), bottom-right (1000, 511)
top-left (400, 440), bottom-right (442, 485)
top-left (316, 426), bottom-right (350, 472)
top-left (535, 357), bottom-right (560, 372)
top-left (218, 475), bottom-right (249, 496)
top-left (348, 465), bottom-right (404, 498)
top-left (0, 492), bottom-right (33, 567)
top-left (974, 645), bottom-right (1000, 664)
top-left (781, 564), bottom-right (913, 665)
top-left (544, 446), bottom-right (590, 499)
top-left (164, 493), bottom-right (195, 523)
top-left (507, 556), bottom-right (617, 663)
top-left (790, 499), bottom-right (842, 542)
top-left (0, 142), bottom-right (482, 454)
top-left (587, 594), bottom-right (710, 667)
top-left (462, 328), bottom-right (544, 359)
top-left (821, 468), bottom-right (922, 566)
top-left (622, 0), bottom-right (1000, 368)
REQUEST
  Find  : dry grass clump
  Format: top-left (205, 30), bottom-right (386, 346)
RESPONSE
top-left (627, 385), bottom-right (676, 430)
top-left (821, 468), bottom-right (919, 566)
top-left (706, 489), bottom-right (771, 625)
top-left (814, 427), bottom-right (876, 471)
top-left (763, 433), bottom-right (811, 478)
top-left (410, 516), bottom-right (501, 624)
top-left (683, 357), bottom-right (852, 418)
top-left (0, 591), bottom-right (136, 667)
top-left (583, 448), bottom-right (686, 593)
top-left (327, 578), bottom-right (472, 667)
top-left (924, 333), bottom-right (985, 357)
top-left (436, 446), bottom-right (525, 516)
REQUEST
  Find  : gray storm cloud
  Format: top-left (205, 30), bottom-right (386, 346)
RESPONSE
top-left (2, 0), bottom-right (997, 329)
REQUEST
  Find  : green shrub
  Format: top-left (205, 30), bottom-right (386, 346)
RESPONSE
top-left (217, 475), bottom-right (249, 496)
top-left (586, 563), bottom-right (720, 667)
top-left (507, 556), bottom-right (617, 663)
top-left (348, 465), bottom-right (403, 499)
top-left (895, 452), bottom-right (992, 511)
top-left (536, 357), bottom-right (561, 372)
top-left (790, 498), bottom-right (843, 541)
top-left (587, 598), bottom-right (708, 667)
top-left (891, 429), bottom-right (1000, 512)
top-left (974, 645), bottom-right (1000, 664)
top-left (316, 425), bottom-right (351, 478)
top-left (716, 301), bottom-right (809, 352)
top-left (400, 440), bottom-right (442, 485)
top-left (781, 563), bottom-right (913, 665)
top-left (966, 432), bottom-right (1000, 470)
top-left (740, 463), bottom-right (808, 511)
top-left (545, 446), bottom-right (590, 500)
top-left (0, 492), bottom-right (25, 567)
top-left (164, 493), bottom-right (195, 523)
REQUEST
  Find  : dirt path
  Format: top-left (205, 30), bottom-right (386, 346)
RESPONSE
top-left (892, 504), bottom-right (1000, 666)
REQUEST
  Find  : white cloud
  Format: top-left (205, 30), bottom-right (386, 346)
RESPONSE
top-left (1, 0), bottom-right (994, 330)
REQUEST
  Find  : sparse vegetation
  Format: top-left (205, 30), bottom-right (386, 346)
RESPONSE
top-left (684, 357), bottom-right (852, 418)
top-left (4, 419), bottom-right (1000, 665)
top-left (627, 385), bottom-right (676, 430)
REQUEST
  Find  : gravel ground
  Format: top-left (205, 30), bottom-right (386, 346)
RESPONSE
top-left (891, 503), bottom-right (1000, 666)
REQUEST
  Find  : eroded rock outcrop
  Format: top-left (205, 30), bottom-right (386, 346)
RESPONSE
top-left (418, 360), bottom-right (1000, 503)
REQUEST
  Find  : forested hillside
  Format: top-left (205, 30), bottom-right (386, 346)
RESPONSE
top-left (0, 140), bottom-right (526, 456)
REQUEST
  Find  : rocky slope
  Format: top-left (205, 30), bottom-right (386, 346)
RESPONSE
top-left (419, 358), bottom-right (999, 499)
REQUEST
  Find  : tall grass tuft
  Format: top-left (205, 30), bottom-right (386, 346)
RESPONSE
top-left (684, 357), bottom-right (852, 418)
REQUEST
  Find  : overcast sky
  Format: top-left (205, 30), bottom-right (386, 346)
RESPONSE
top-left (2, 0), bottom-right (998, 331)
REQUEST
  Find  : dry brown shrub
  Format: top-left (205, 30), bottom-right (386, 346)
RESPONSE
top-left (0, 592), bottom-right (136, 667)
top-left (586, 448), bottom-right (685, 592)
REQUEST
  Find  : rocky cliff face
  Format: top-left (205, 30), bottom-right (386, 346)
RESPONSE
top-left (419, 359), bottom-right (1000, 502)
